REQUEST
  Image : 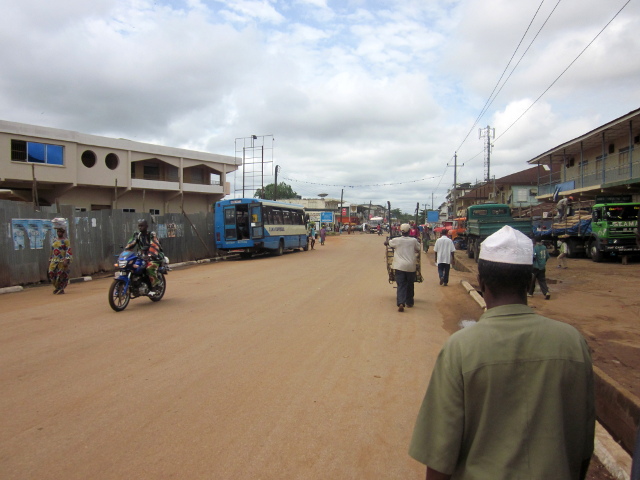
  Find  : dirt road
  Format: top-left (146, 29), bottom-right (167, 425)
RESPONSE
top-left (0, 233), bottom-right (453, 479)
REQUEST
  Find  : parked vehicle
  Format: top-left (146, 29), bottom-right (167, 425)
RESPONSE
top-left (450, 217), bottom-right (467, 242)
top-left (534, 200), bottom-right (640, 262)
top-left (215, 198), bottom-right (308, 257)
top-left (109, 249), bottom-right (169, 312)
top-left (465, 204), bottom-right (532, 262)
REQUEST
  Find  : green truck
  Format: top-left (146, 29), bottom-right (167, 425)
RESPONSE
top-left (582, 202), bottom-right (639, 262)
top-left (465, 204), bottom-right (533, 262)
top-left (534, 198), bottom-right (640, 262)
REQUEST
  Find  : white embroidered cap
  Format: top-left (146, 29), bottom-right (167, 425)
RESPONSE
top-left (400, 223), bottom-right (410, 232)
top-left (478, 225), bottom-right (533, 265)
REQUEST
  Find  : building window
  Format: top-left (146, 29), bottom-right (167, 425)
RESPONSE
top-left (81, 150), bottom-right (96, 168)
top-left (149, 209), bottom-right (160, 215)
top-left (11, 139), bottom-right (64, 165)
top-left (75, 207), bottom-right (87, 212)
top-left (11, 140), bottom-right (27, 161)
top-left (123, 208), bottom-right (136, 213)
top-left (190, 168), bottom-right (204, 184)
top-left (105, 153), bottom-right (119, 170)
top-left (143, 165), bottom-right (160, 180)
top-left (168, 166), bottom-right (179, 182)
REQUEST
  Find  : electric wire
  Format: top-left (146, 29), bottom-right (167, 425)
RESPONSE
top-left (455, 0), bottom-right (546, 153)
top-left (495, 0), bottom-right (632, 143)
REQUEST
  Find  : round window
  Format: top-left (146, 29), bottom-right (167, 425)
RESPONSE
top-left (105, 153), bottom-right (119, 170)
top-left (81, 150), bottom-right (96, 168)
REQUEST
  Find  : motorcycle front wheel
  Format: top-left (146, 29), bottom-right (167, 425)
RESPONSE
top-left (109, 279), bottom-right (131, 312)
top-left (149, 273), bottom-right (166, 302)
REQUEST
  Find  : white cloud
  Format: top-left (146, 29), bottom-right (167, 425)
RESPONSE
top-left (0, 0), bottom-right (638, 211)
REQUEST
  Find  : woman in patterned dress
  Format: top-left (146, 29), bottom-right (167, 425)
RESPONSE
top-left (49, 218), bottom-right (73, 294)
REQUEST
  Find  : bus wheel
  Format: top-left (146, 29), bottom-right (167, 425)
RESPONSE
top-left (275, 240), bottom-right (284, 256)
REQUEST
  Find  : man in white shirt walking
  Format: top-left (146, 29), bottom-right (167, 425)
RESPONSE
top-left (433, 229), bottom-right (455, 286)
top-left (385, 224), bottom-right (421, 312)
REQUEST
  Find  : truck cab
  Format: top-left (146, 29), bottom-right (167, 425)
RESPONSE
top-left (588, 203), bottom-right (640, 261)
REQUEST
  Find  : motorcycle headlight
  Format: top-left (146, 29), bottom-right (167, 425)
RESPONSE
top-left (118, 260), bottom-right (127, 268)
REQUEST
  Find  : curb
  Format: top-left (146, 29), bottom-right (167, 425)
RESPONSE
top-left (169, 255), bottom-right (239, 270)
top-left (460, 280), bottom-right (486, 311)
top-left (0, 286), bottom-right (24, 295)
top-left (70, 276), bottom-right (92, 284)
top-left (595, 421), bottom-right (632, 480)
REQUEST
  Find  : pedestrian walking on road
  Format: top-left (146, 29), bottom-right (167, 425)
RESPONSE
top-left (384, 224), bottom-right (420, 312)
top-left (309, 225), bottom-right (316, 249)
top-left (422, 228), bottom-right (430, 253)
top-left (557, 236), bottom-right (569, 269)
top-left (320, 224), bottom-right (326, 246)
top-left (433, 229), bottom-right (455, 286)
top-left (529, 236), bottom-right (551, 299)
top-left (49, 218), bottom-right (73, 295)
top-left (409, 225), bottom-right (595, 480)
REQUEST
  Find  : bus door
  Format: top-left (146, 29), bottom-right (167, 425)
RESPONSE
top-left (250, 204), bottom-right (264, 239)
top-left (223, 206), bottom-right (237, 241)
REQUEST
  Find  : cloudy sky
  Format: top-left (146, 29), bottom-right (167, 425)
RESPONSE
top-left (1, 0), bottom-right (639, 212)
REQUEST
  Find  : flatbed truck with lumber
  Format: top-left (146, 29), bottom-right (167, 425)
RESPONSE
top-left (534, 197), bottom-right (640, 262)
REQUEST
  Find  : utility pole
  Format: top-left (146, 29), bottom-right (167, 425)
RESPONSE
top-left (432, 192), bottom-right (434, 211)
top-left (273, 165), bottom-right (279, 201)
top-left (340, 189), bottom-right (344, 231)
top-left (479, 125), bottom-right (495, 183)
top-left (453, 152), bottom-right (457, 220)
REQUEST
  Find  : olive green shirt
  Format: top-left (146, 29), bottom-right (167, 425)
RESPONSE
top-left (409, 304), bottom-right (595, 480)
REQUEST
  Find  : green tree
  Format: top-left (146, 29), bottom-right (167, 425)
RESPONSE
top-left (254, 182), bottom-right (298, 200)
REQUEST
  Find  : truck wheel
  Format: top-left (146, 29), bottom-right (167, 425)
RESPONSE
top-left (474, 240), bottom-right (480, 263)
top-left (590, 241), bottom-right (603, 263)
top-left (566, 239), bottom-right (578, 259)
top-left (467, 240), bottom-right (474, 259)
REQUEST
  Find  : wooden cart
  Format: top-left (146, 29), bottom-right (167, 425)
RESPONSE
top-left (385, 236), bottom-right (423, 284)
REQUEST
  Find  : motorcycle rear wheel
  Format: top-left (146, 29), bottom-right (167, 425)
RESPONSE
top-left (149, 273), bottom-right (166, 302)
top-left (109, 280), bottom-right (130, 312)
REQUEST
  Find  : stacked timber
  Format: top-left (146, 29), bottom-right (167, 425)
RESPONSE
top-left (551, 210), bottom-right (590, 229)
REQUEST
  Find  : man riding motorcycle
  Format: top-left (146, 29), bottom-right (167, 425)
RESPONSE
top-left (125, 219), bottom-right (164, 289)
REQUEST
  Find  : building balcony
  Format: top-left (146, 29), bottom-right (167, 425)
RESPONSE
top-left (538, 160), bottom-right (640, 196)
top-left (182, 181), bottom-right (224, 194)
top-left (131, 178), bottom-right (179, 191)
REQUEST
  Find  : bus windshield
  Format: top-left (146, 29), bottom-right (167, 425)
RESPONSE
top-left (604, 205), bottom-right (639, 221)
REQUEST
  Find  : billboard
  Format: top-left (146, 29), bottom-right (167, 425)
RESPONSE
top-left (320, 212), bottom-right (334, 224)
top-left (427, 211), bottom-right (439, 223)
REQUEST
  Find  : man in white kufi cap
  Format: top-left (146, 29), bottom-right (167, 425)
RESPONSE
top-left (409, 226), bottom-right (595, 480)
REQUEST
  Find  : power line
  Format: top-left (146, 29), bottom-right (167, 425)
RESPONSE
top-left (455, 0), bottom-right (546, 153)
top-left (495, 0), bottom-right (632, 143)
top-left (478, 0), bottom-right (563, 126)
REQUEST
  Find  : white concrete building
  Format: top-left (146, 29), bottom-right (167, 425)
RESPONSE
top-left (0, 120), bottom-right (239, 214)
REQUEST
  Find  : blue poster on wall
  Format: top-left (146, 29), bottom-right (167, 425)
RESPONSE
top-left (320, 212), bottom-right (334, 224)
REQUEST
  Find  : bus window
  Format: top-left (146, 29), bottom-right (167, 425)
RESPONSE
top-left (298, 212), bottom-right (304, 225)
top-left (283, 210), bottom-right (292, 225)
top-left (225, 208), bottom-right (235, 224)
top-left (273, 209), bottom-right (283, 224)
top-left (263, 206), bottom-right (272, 224)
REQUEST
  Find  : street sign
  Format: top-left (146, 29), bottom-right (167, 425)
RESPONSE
top-left (320, 212), bottom-right (334, 224)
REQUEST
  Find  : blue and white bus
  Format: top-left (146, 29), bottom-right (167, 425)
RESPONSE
top-left (214, 198), bottom-right (309, 257)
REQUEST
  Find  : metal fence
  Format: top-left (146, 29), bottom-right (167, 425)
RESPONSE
top-left (0, 200), bottom-right (216, 288)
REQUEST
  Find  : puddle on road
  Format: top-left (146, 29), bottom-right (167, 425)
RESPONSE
top-left (459, 319), bottom-right (477, 329)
